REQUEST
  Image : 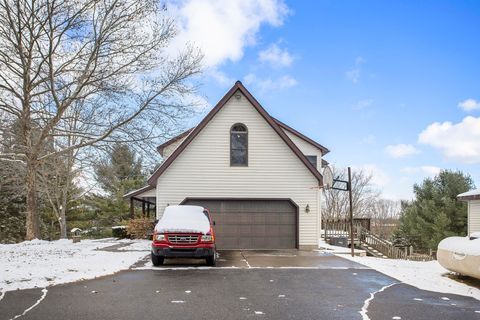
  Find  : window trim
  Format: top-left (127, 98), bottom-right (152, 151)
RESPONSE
top-left (230, 123), bottom-right (248, 167)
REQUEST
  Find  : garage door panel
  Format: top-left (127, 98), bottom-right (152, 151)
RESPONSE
top-left (182, 199), bottom-right (297, 249)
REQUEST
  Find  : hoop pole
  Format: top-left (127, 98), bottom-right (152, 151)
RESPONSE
top-left (348, 167), bottom-right (354, 257)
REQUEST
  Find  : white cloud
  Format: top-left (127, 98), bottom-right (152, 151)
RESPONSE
top-left (354, 164), bottom-right (390, 188)
top-left (169, 0), bottom-right (290, 68)
top-left (360, 134), bottom-right (376, 145)
top-left (458, 98), bottom-right (480, 112)
top-left (418, 116), bottom-right (480, 164)
top-left (346, 56), bottom-right (365, 83)
top-left (208, 69), bottom-right (235, 86)
top-left (243, 73), bottom-right (297, 91)
top-left (401, 166), bottom-right (441, 176)
top-left (258, 43), bottom-right (294, 67)
top-left (353, 99), bottom-right (374, 111)
top-left (385, 144), bottom-right (419, 158)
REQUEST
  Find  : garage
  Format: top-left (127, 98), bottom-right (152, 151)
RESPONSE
top-left (181, 198), bottom-right (298, 249)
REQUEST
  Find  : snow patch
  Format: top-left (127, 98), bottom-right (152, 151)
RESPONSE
top-left (392, 317), bottom-right (401, 320)
top-left (413, 298), bottom-right (423, 301)
top-left (155, 205), bottom-right (211, 234)
top-left (254, 311), bottom-right (264, 315)
top-left (9, 288), bottom-right (47, 320)
top-left (278, 294), bottom-right (285, 298)
top-left (0, 239), bottom-right (148, 292)
top-left (239, 297), bottom-right (247, 300)
top-left (359, 282), bottom-right (398, 320)
top-left (171, 300), bottom-right (185, 304)
top-left (441, 297), bottom-right (450, 301)
top-left (317, 239), bottom-right (367, 255)
top-left (340, 255), bottom-right (480, 300)
top-left (185, 290), bottom-right (191, 293)
top-left (116, 240), bottom-right (150, 251)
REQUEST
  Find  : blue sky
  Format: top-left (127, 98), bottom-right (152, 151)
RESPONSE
top-left (169, 0), bottom-right (480, 200)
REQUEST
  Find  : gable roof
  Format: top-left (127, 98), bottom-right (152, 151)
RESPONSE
top-left (272, 118), bottom-right (330, 155)
top-left (147, 81), bottom-right (324, 186)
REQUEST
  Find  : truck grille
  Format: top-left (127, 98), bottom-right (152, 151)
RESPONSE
top-left (168, 235), bottom-right (199, 244)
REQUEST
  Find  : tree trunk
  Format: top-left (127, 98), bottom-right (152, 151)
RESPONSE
top-left (25, 158), bottom-right (41, 240)
top-left (59, 206), bottom-right (67, 239)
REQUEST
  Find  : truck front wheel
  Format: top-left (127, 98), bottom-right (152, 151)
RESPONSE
top-left (206, 252), bottom-right (216, 266)
top-left (151, 253), bottom-right (164, 266)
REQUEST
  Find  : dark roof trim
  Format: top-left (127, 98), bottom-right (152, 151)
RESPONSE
top-left (157, 128), bottom-right (194, 157)
top-left (148, 81), bottom-right (323, 186)
top-left (123, 185), bottom-right (155, 199)
top-left (273, 118), bottom-right (330, 155)
top-left (458, 194), bottom-right (480, 201)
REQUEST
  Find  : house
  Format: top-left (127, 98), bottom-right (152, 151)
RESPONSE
top-left (124, 81), bottom-right (330, 250)
top-left (457, 189), bottom-right (480, 235)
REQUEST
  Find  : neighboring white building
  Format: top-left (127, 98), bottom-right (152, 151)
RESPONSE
top-left (125, 81), bottom-right (329, 250)
top-left (458, 189), bottom-right (480, 235)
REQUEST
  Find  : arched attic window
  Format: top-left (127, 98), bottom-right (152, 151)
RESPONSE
top-left (230, 123), bottom-right (248, 166)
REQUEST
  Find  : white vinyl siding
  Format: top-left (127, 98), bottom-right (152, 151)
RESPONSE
top-left (156, 93), bottom-right (320, 246)
top-left (283, 131), bottom-right (323, 170)
top-left (163, 136), bottom-right (188, 159)
top-left (469, 200), bottom-right (480, 235)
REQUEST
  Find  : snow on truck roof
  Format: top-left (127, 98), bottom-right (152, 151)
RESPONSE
top-left (154, 205), bottom-right (211, 234)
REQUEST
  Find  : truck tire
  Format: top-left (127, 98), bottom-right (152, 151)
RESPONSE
top-left (206, 252), bottom-right (216, 266)
top-left (151, 252), bottom-right (164, 266)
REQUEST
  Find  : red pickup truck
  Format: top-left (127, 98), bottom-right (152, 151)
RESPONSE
top-left (151, 205), bottom-right (216, 266)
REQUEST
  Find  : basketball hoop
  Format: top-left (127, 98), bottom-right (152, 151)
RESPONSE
top-left (322, 166), bottom-right (333, 189)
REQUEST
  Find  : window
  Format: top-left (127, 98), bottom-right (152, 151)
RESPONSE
top-left (306, 155), bottom-right (317, 168)
top-left (230, 123), bottom-right (248, 166)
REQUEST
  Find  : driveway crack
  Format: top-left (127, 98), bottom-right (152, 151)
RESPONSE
top-left (9, 288), bottom-right (48, 320)
top-left (240, 252), bottom-right (252, 268)
top-left (359, 282), bottom-right (398, 320)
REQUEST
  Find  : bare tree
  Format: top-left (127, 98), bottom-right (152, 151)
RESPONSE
top-left (0, 0), bottom-right (202, 239)
top-left (322, 166), bottom-right (381, 219)
top-left (37, 106), bottom-right (85, 238)
top-left (370, 198), bottom-right (401, 239)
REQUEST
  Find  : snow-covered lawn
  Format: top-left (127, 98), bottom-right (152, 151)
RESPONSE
top-left (0, 238), bottom-right (150, 292)
top-left (341, 254), bottom-right (480, 300)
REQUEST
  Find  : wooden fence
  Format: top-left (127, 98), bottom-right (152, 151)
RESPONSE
top-left (322, 218), bottom-right (371, 241)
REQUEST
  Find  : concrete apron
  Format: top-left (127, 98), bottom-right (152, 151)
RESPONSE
top-left (155, 250), bottom-right (367, 269)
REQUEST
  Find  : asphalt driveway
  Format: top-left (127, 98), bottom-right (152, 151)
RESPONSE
top-left (1, 250), bottom-right (479, 320)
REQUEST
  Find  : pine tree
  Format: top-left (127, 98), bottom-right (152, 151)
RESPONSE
top-left (396, 170), bottom-right (474, 250)
top-left (91, 144), bottom-right (147, 223)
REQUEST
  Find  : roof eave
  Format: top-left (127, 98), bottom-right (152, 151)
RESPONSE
top-left (123, 185), bottom-right (155, 199)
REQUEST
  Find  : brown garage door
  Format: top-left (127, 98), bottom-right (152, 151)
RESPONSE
top-left (181, 199), bottom-right (297, 249)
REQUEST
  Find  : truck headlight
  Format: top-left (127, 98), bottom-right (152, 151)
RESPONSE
top-left (201, 235), bottom-right (213, 242)
top-left (155, 234), bottom-right (166, 241)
